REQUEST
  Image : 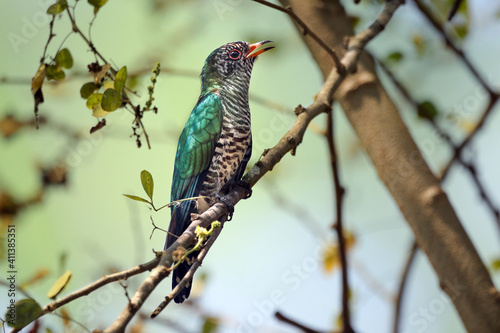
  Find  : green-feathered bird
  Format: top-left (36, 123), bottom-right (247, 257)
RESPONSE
top-left (165, 40), bottom-right (274, 303)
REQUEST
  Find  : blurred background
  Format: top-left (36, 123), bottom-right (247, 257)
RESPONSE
top-left (1, 0), bottom-right (499, 332)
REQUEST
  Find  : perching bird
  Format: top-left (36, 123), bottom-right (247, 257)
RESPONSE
top-left (165, 40), bottom-right (274, 303)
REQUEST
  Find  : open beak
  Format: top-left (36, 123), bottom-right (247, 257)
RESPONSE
top-left (246, 40), bottom-right (275, 59)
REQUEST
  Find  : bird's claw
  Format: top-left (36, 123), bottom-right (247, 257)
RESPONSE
top-left (215, 193), bottom-right (234, 221)
top-left (223, 180), bottom-right (252, 199)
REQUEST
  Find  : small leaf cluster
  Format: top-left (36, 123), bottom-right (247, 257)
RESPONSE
top-left (31, 48), bottom-right (73, 96)
top-left (82, 65), bottom-right (128, 117)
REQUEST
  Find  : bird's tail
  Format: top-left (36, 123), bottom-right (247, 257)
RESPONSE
top-left (172, 254), bottom-right (195, 303)
top-left (165, 200), bottom-right (197, 304)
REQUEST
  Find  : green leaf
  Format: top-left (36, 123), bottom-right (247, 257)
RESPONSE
top-left (417, 101), bottom-right (439, 120)
top-left (101, 88), bottom-right (122, 111)
top-left (80, 82), bottom-right (100, 99)
top-left (6, 299), bottom-right (42, 328)
top-left (88, 0), bottom-right (108, 14)
top-left (141, 170), bottom-right (154, 200)
top-left (386, 51), bottom-right (403, 63)
top-left (55, 48), bottom-right (73, 69)
top-left (86, 93), bottom-right (103, 109)
top-left (47, 0), bottom-right (68, 15)
top-left (202, 317), bottom-right (219, 333)
top-left (123, 194), bottom-right (150, 203)
top-left (114, 66), bottom-right (127, 93)
top-left (47, 270), bottom-right (72, 299)
top-left (46, 64), bottom-right (65, 81)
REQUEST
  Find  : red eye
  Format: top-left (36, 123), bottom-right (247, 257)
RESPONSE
top-left (229, 49), bottom-right (241, 60)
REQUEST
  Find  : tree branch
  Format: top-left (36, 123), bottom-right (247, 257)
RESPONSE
top-left (275, 311), bottom-right (325, 333)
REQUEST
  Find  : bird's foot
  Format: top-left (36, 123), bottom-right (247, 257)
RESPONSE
top-left (223, 180), bottom-right (252, 199)
top-left (215, 193), bottom-right (234, 221)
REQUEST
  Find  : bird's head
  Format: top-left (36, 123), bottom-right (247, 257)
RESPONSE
top-left (200, 40), bottom-right (274, 91)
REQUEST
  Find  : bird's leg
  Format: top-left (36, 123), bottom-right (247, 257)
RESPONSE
top-left (215, 193), bottom-right (234, 221)
top-left (221, 180), bottom-right (252, 199)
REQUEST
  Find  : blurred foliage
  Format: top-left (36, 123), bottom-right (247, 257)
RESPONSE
top-left (47, 270), bottom-right (72, 299)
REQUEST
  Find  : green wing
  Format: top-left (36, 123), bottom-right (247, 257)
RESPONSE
top-left (171, 92), bottom-right (222, 202)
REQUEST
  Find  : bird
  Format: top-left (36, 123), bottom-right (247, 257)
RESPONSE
top-left (165, 40), bottom-right (274, 303)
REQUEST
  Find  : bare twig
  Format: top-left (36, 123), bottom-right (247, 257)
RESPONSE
top-left (448, 0), bottom-right (464, 21)
top-left (252, 0), bottom-right (345, 75)
top-left (392, 241), bottom-right (418, 333)
top-left (41, 16), bottom-right (56, 63)
top-left (275, 311), bottom-right (325, 333)
top-left (326, 110), bottom-right (352, 332)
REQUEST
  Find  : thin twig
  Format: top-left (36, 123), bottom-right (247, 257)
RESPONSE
top-left (392, 241), bottom-right (418, 333)
top-left (275, 311), bottom-right (325, 333)
top-left (448, 0), bottom-right (464, 21)
top-left (65, 7), bottom-right (109, 68)
top-left (441, 95), bottom-right (499, 179)
top-left (326, 110), bottom-right (352, 332)
top-left (252, 0), bottom-right (345, 75)
top-left (41, 16), bottom-right (56, 63)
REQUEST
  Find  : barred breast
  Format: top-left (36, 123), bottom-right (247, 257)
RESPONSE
top-left (196, 122), bottom-right (250, 213)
